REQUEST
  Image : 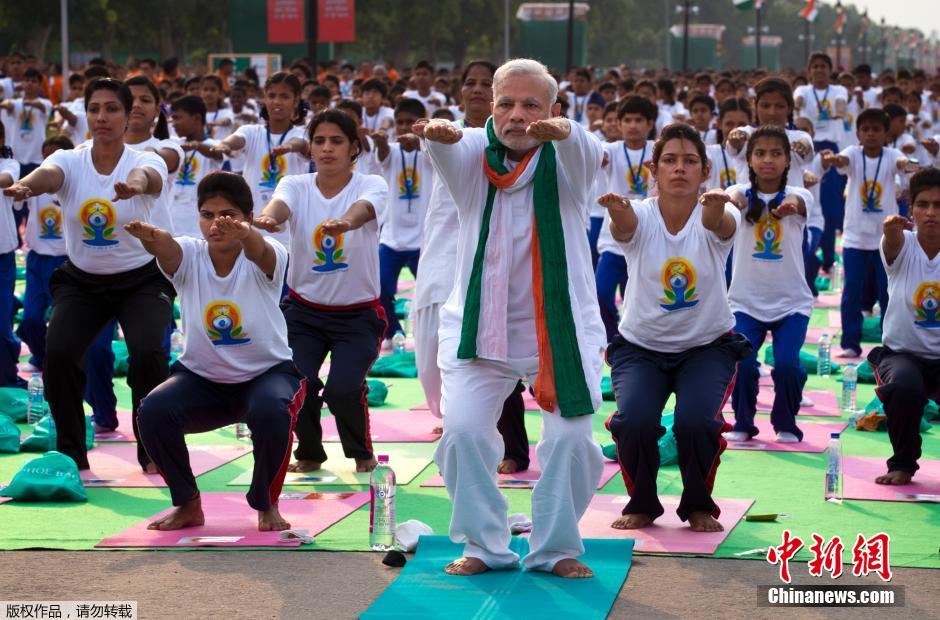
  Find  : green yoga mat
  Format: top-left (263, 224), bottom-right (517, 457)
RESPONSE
top-left (361, 536), bottom-right (633, 620)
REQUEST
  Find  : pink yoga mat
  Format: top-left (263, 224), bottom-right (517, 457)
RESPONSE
top-left (842, 456), bottom-right (940, 503)
top-left (322, 410), bottom-right (441, 443)
top-left (828, 310), bottom-right (842, 329)
top-left (577, 494), bottom-right (753, 554)
top-left (805, 326), bottom-right (830, 343)
top-left (815, 293), bottom-right (842, 308)
top-left (0, 496), bottom-right (12, 505)
top-left (396, 281), bottom-right (416, 293)
top-left (96, 491), bottom-right (369, 548)
top-left (80, 443), bottom-right (251, 487)
top-left (93, 410), bottom-right (134, 443)
top-left (724, 419), bottom-right (848, 453)
top-left (725, 390), bottom-right (841, 418)
top-left (421, 445), bottom-right (621, 490)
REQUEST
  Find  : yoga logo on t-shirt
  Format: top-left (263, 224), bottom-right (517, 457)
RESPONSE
top-left (205, 301), bottom-right (251, 346)
top-left (913, 282), bottom-right (940, 329)
top-left (398, 166), bottom-right (420, 200)
top-left (659, 258), bottom-right (699, 312)
top-left (18, 108), bottom-right (33, 132)
top-left (260, 153), bottom-right (285, 188)
top-left (752, 214), bottom-right (783, 261)
top-left (176, 156), bottom-right (199, 186)
top-left (860, 180), bottom-right (883, 213)
top-left (311, 223), bottom-right (348, 273)
top-left (627, 164), bottom-right (650, 196)
top-left (720, 169), bottom-right (736, 190)
top-left (817, 99), bottom-right (832, 121)
top-left (38, 206), bottom-right (62, 239)
top-left (79, 199), bottom-right (118, 247)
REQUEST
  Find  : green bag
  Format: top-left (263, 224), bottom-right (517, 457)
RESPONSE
top-left (0, 387), bottom-right (30, 422)
top-left (173, 302), bottom-right (181, 320)
top-left (1, 451), bottom-right (87, 502)
top-left (861, 316), bottom-right (882, 343)
top-left (367, 379), bottom-right (388, 407)
top-left (369, 352), bottom-right (418, 378)
top-left (601, 376), bottom-right (615, 401)
top-left (862, 397), bottom-right (932, 433)
top-left (815, 275), bottom-right (831, 292)
top-left (601, 413), bottom-right (677, 467)
top-left (21, 415), bottom-right (94, 453)
top-left (925, 400), bottom-right (940, 422)
top-left (856, 360), bottom-right (877, 384)
top-left (112, 340), bottom-right (129, 377)
top-left (0, 415), bottom-right (20, 453)
top-left (394, 298), bottom-right (410, 320)
top-left (763, 346), bottom-right (840, 375)
top-left (15, 265), bottom-right (26, 281)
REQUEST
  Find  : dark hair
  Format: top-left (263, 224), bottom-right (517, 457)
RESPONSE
top-left (162, 57), bottom-right (179, 74)
top-left (361, 78), bottom-right (388, 98)
top-left (310, 85), bottom-right (331, 100)
top-left (715, 77), bottom-right (735, 91)
top-left (880, 86), bottom-right (904, 102)
top-left (754, 76), bottom-right (794, 126)
top-left (896, 68), bottom-right (912, 81)
top-left (289, 62), bottom-right (313, 80)
top-left (432, 108), bottom-right (455, 121)
top-left (172, 95), bottom-right (207, 125)
top-left (657, 79), bottom-right (676, 103)
top-left (22, 68), bottom-right (42, 82)
top-left (307, 109), bottom-right (361, 162)
top-left (856, 108), bottom-right (890, 131)
top-left (716, 97), bottom-right (752, 144)
top-left (335, 99), bottom-right (363, 121)
top-left (651, 123), bottom-right (707, 173)
top-left (395, 97), bottom-right (426, 119)
top-left (853, 64), bottom-right (872, 76)
top-left (460, 60), bottom-right (496, 85)
top-left (883, 103), bottom-right (907, 121)
top-left (262, 72), bottom-right (304, 125)
top-left (414, 60), bottom-right (434, 73)
top-left (572, 67), bottom-right (591, 81)
top-left (688, 94), bottom-right (715, 114)
top-left (617, 95), bottom-right (657, 122)
top-left (84, 66), bottom-right (110, 80)
top-left (598, 81), bottom-right (616, 93)
top-left (197, 171), bottom-right (253, 217)
top-left (125, 76), bottom-right (169, 139)
top-left (68, 73), bottom-right (84, 86)
top-left (43, 134), bottom-right (74, 151)
top-left (744, 126), bottom-right (790, 224)
top-left (201, 74), bottom-right (224, 91)
top-left (603, 100), bottom-right (619, 116)
top-left (808, 52), bottom-right (833, 69)
top-left (909, 168), bottom-right (940, 204)
top-left (83, 78), bottom-right (133, 114)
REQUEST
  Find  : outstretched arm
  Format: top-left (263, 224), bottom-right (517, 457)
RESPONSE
top-left (699, 189), bottom-right (737, 240)
top-left (124, 220), bottom-right (182, 275)
top-left (598, 192), bottom-right (638, 243)
top-left (3, 165), bottom-right (65, 200)
top-left (319, 200), bottom-right (377, 237)
top-left (213, 216), bottom-right (277, 279)
top-left (881, 215), bottom-right (912, 266)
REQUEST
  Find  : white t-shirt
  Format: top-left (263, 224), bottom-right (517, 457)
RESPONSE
top-left (4, 98), bottom-right (52, 165)
top-left (45, 146), bottom-right (168, 274)
top-left (617, 197), bottom-right (739, 353)
top-left (0, 158), bottom-right (20, 254)
top-left (402, 90), bottom-right (448, 116)
top-left (881, 230), bottom-right (940, 359)
top-left (804, 154), bottom-right (826, 231)
top-left (837, 146), bottom-right (904, 251)
top-left (566, 92), bottom-right (592, 127)
top-left (705, 143), bottom-right (748, 191)
top-left (273, 171), bottom-right (389, 306)
top-left (25, 193), bottom-right (66, 256)
top-left (165, 236), bottom-right (294, 383)
top-left (599, 140), bottom-right (655, 256)
top-left (725, 126), bottom-right (815, 189)
top-left (172, 138), bottom-right (222, 238)
top-left (699, 128), bottom-right (719, 146)
top-left (727, 184), bottom-right (814, 322)
top-left (375, 144), bottom-right (434, 251)
top-left (842, 99), bottom-right (862, 147)
top-left (65, 99), bottom-right (90, 145)
top-left (795, 84), bottom-right (849, 145)
top-left (205, 107), bottom-right (235, 141)
top-left (362, 106), bottom-right (395, 133)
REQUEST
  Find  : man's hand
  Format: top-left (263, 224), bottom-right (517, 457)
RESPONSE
top-left (921, 138), bottom-right (938, 156)
top-left (319, 218), bottom-right (352, 237)
top-left (398, 133), bottom-right (421, 152)
top-left (597, 192), bottom-right (631, 214)
top-left (270, 144), bottom-right (293, 157)
top-left (421, 120), bottom-right (462, 144)
top-left (210, 143), bottom-right (232, 157)
top-left (3, 182), bottom-right (32, 201)
top-left (180, 141), bottom-right (200, 152)
top-left (803, 170), bottom-right (820, 189)
top-left (791, 139), bottom-right (812, 158)
top-left (526, 118), bottom-right (571, 142)
top-left (883, 214), bottom-right (914, 235)
top-left (772, 195), bottom-right (800, 218)
top-left (727, 128), bottom-right (749, 152)
top-left (212, 216), bottom-right (251, 241)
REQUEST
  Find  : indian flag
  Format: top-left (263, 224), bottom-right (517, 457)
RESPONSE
top-left (798, 0), bottom-right (818, 22)
top-left (834, 6), bottom-right (847, 34)
top-left (733, 0), bottom-right (757, 10)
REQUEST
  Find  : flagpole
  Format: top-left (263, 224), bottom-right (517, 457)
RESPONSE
top-left (835, 1), bottom-right (843, 71)
top-left (755, 2), bottom-right (762, 68)
top-left (682, 0), bottom-right (691, 72)
top-left (804, 19), bottom-right (811, 64)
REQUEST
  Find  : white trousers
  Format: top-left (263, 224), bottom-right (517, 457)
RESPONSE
top-left (413, 304), bottom-right (443, 419)
top-left (433, 336), bottom-right (603, 572)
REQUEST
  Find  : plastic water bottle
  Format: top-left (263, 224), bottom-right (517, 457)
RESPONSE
top-left (27, 373), bottom-right (45, 424)
top-left (832, 261), bottom-right (843, 292)
top-left (170, 329), bottom-right (184, 358)
top-left (841, 363), bottom-right (858, 414)
top-left (235, 422), bottom-right (251, 441)
top-left (825, 433), bottom-right (843, 501)
top-left (392, 330), bottom-right (406, 355)
top-left (817, 332), bottom-right (832, 378)
top-left (370, 454), bottom-right (396, 551)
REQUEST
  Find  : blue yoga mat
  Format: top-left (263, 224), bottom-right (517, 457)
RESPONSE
top-left (361, 535), bottom-right (633, 619)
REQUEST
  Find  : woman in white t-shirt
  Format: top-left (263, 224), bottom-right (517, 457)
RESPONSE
top-left (0, 123), bottom-right (21, 389)
top-left (127, 171), bottom-right (303, 532)
top-left (723, 126), bottom-right (815, 445)
top-left (867, 169), bottom-right (940, 486)
top-left (256, 109), bottom-right (389, 475)
top-left (598, 124), bottom-right (751, 535)
top-left (3, 78), bottom-right (174, 472)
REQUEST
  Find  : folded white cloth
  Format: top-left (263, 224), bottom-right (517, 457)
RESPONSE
top-left (508, 512), bottom-right (532, 534)
top-left (279, 529), bottom-right (315, 544)
top-left (395, 519), bottom-right (433, 552)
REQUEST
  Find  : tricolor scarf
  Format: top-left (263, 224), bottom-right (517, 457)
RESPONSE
top-left (457, 118), bottom-right (593, 417)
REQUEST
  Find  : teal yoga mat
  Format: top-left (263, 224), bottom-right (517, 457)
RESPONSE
top-left (361, 536), bottom-right (633, 619)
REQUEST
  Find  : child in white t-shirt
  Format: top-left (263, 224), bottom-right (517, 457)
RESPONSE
top-left (170, 96), bottom-right (223, 238)
top-left (131, 170), bottom-right (303, 533)
top-left (0, 68), bottom-right (52, 171)
top-left (201, 75), bottom-right (235, 142)
top-left (0, 123), bottom-right (22, 389)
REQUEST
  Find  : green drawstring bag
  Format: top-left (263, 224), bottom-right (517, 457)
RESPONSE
top-left (925, 400), bottom-right (940, 422)
top-left (15, 265), bottom-right (26, 281)
top-left (602, 413), bottom-right (677, 467)
top-left (0, 416), bottom-right (20, 452)
top-left (601, 376), bottom-right (615, 401)
top-left (862, 397), bottom-right (932, 433)
top-left (763, 346), bottom-right (840, 375)
top-left (394, 298), bottom-right (409, 320)
top-left (861, 316), bottom-right (883, 343)
top-left (366, 379), bottom-right (388, 407)
top-left (0, 387), bottom-right (30, 422)
top-left (21, 415), bottom-right (94, 453)
top-left (856, 360), bottom-right (877, 384)
top-left (112, 340), bottom-right (129, 377)
top-left (815, 275), bottom-right (831, 292)
top-left (369, 352), bottom-right (418, 378)
top-left (1, 451), bottom-right (87, 502)
top-left (173, 302), bottom-right (181, 320)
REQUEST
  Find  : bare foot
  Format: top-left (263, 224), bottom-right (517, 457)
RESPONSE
top-left (553, 558), bottom-right (594, 578)
top-left (356, 457), bottom-right (378, 472)
top-left (611, 513), bottom-right (652, 529)
top-left (432, 426), bottom-right (443, 435)
top-left (287, 460), bottom-right (322, 473)
top-left (875, 470), bottom-right (913, 485)
top-left (497, 458), bottom-right (520, 474)
top-left (688, 511), bottom-right (724, 532)
top-left (444, 557), bottom-right (491, 576)
top-left (258, 504), bottom-right (291, 531)
top-left (144, 462), bottom-right (160, 475)
top-left (147, 496), bottom-right (205, 531)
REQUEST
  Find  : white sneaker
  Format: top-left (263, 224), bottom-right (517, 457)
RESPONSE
top-left (758, 366), bottom-right (771, 377)
top-left (775, 432), bottom-right (800, 443)
top-left (837, 347), bottom-right (862, 358)
top-left (722, 431), bottom-right (750, 442)
top-left (800, 396), bottom-right (815, 408)
top-left (20, 362), bottom-right (40, 372)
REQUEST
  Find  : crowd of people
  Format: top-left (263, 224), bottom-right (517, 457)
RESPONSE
top-left (0, 49), bottom-right (938, 578)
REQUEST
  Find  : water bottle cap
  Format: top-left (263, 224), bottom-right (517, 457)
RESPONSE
top-left (830, 433), bottom-right (840, 439)
top-left (377, 455), bottom-right (389, 463)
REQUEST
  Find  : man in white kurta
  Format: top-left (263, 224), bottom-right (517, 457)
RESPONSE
top-left (420, 59), bottom-right (606, 578)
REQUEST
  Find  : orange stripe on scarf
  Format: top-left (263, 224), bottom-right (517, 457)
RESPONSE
top-left (530, 216), bottom-right (557, 413)
top-left (482, 148), bottom-right (537, 189)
